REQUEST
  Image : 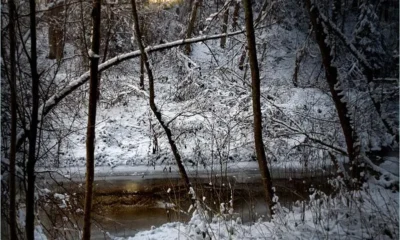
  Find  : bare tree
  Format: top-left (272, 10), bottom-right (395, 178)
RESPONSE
top-left (25, 0), bottom-right (40, 237)
top-left (304, 0), bottom-right (361, 184)
top-left (48, 2), bottom-right (64, 60)
top-left (7, 0), bottom-right (18, 238)
top-left (82, 0), bottom-right (101, 238)
top-left (185, 0), bottom-right (201, 54)
top-left (231, 0), bottom-right (240, 30)
top-left (139, 15), bottom-right (145, 90)
top-left (242, 0), bottom-right (274, 217)
top-left (316, 9), bottom-right (399, 143)
top-left (220, 0), bottom-right (230, 48)
top-left (131, 0), bottom-right (191, 188)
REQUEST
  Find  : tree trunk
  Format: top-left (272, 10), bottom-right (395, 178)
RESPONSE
top-left (238, 48), bottom-right (246, 70)
top-left (220, 0), bottom-right (230, 48)
top-left (304, 0), bottom-right (361, 184)
top-left (82, 0), bottom-right (101, 238)
top-left (185, 0), bottom-right (200, 55)
top-left (242, 0), bottom-right (274, 217)
top-left (140, 56), bottom-right (145, 89)
top-left (131, 0), bottom-right (191, 188)
top-left (238, 0), bottom-right (266, 70)
top-left (293, 49), bottom-right (305, 87)
top-left (48, 23), bottom-right (57, 59)
top-left (26, 0), bottom-right (40, 237)
top-left (315, 14), bottom-right (398, 142)
top-left (48, 2), bottom-right (64, 60)
top-left (8, 0), bottom-right (18, 238)
top-left (231, 0), bottom-right (240, 30)
top-left (139, 15), bottom-right (145, 90)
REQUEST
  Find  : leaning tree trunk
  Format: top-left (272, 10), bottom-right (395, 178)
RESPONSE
top-left (82, 0), bottom-right (101, 238)
top-left (220, 0), bottom-right (230, 48)
top-left (185, 0), bottom-right (200, 55)
top-left (304, 0), bottom-right (361, 184)
top-left (26, 0), bottom-right (40, 237)
top-left (242, 0), bottom-right (274, 217)
top-left (8, 0), bottom-right (18, 238)
top-left (131, 0), bottom-right (191, 188)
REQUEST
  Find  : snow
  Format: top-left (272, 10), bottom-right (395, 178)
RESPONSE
top-left (88, 49), bottom-right (100, 58)
top-left (34, 226), bottom-right (48, 240)
top-left (379, 156), bottom-right (399, 176)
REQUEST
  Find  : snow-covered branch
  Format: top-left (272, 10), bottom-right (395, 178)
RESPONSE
top-left (271, 117), bottom-right (348, 156)
top-left (362, 153), bottom-right (399, 185)
top-left (317, 9), bottom-right (374, 70)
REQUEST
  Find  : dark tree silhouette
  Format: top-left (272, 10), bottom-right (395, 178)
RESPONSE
top-left (82, 0), bottom-right (101, 238)
top-left (7, 0), bottom-right (18, 237)
top-left (25, 0), bottom-right (40, 237)
top-left (242, 0), bottom-right (274, 217)
top-left (304, 0), bottom-right (361, 184)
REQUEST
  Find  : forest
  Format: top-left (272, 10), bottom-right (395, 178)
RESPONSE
top-left (1, 0), bottom-right (399, 239)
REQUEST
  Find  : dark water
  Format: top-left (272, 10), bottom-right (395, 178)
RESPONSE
top-left (40, 174), bottom-right (331, 239)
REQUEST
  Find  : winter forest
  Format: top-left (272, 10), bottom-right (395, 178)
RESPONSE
top-left (1, 0), bottom-right (399, 239)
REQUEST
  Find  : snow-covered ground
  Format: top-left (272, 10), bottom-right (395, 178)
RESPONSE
top-left (39, 24), bottom-right (351, 173)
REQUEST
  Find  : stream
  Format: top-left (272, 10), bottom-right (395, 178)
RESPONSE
top-left (39, 171), bottom-right (333, 239)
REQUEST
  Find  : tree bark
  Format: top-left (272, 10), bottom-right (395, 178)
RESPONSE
top-left (220, 0), bottom-right (230, 48)
top-left (238, 0), bottom-right (266, 70)
top-left (242, 0), bottom-right (274, 217)
top-left (304, 0), bottom-right (361, 183)
top-left (8, 0), bottom-right (18, 238)
top-left (26, 0), bottom-right (40, 237)
top-left (238, 48), bottom-right (247, 70)
top-left (231, 0), bottom-right (240, 30)
top-left (131, 0), bottom-right (191, 188)
top-left (139, 15), bottom-right (145, 90)
top-left (140, 56), bottom-right (145, 89)
top-left (185, 0), bottom-right (200, 55)
top-left (48, 2), bottom-right (64, 60)
top-left (82, 0), bottom-right (101, 238)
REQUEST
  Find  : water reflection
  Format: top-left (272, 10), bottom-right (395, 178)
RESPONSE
top-left (41, 176), bottom-right (331, 239)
